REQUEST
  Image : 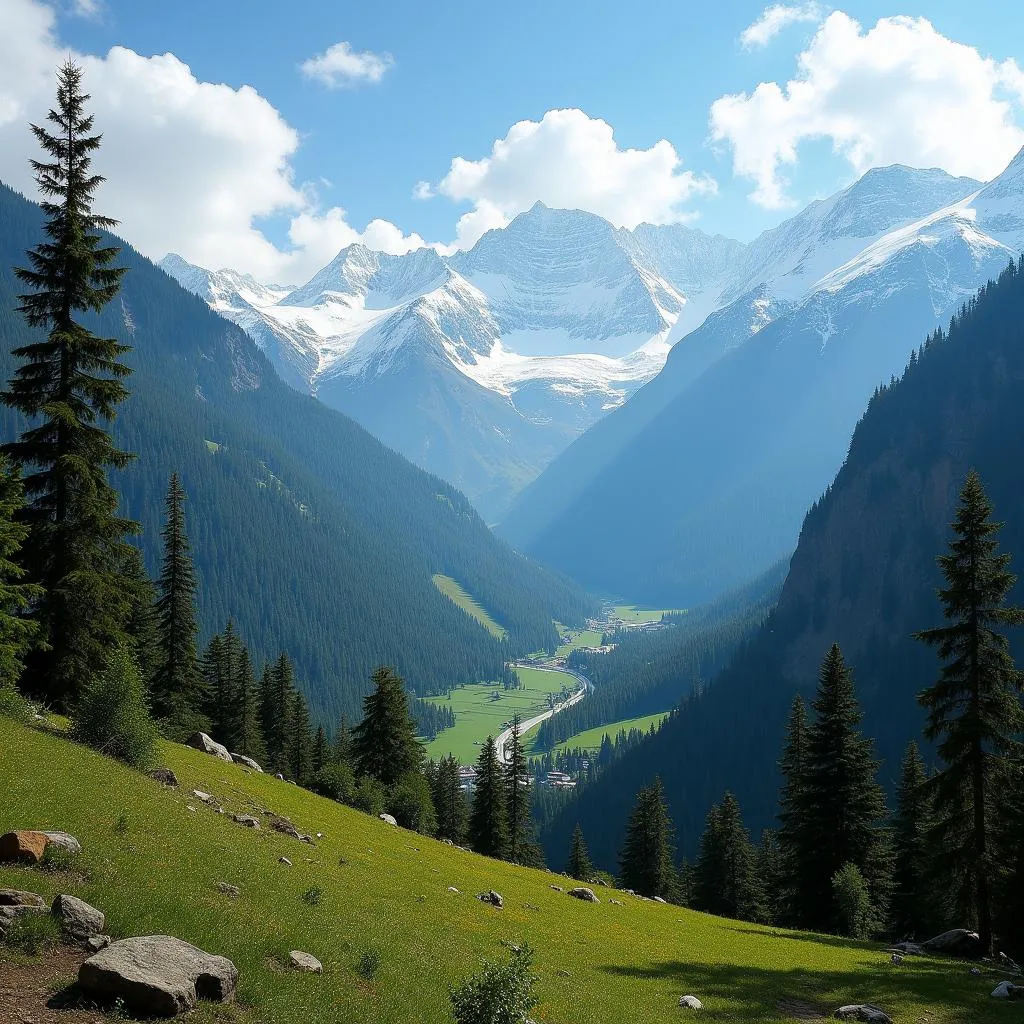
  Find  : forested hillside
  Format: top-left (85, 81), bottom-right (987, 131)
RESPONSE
top-left (0, 182), bottom-right (594, 724)
top-left (542, 259), bottom-right (1024, 870)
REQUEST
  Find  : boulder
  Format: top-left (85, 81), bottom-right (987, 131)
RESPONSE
top-left (679, 995), bottom-right (703, 1010)
top-left (271, 818), bottom-right (302, 839)
top-left (150, 768), bottom-right (179, 787)
top-left (834, 1006), bottom-right (894, 1023)
top-left (991, 981), bottom-right (1024, 999)
top-left (921, 928), bottom-right (983, 959)
top-left (0, 903), bottom-right (46, 935)
top-left (230, 753), bottom-right (263, 772)
top-left (52, 894), bottom-right (105, 941)
top-left (289, 950), bottom-right (323, 973)
top-left (274, 773), bottom-right (285, 781)
top-left (192, 790), bottom-right (215, 804)
top-left (279, 857), bottom-right (292, 866)
top-left (0, 888), bottom-right (46, 908)
top-left (39, 831), bottom-right (81, 855)
top-left (550, 885), bottom-right (564, 892)
top-left (87, 934), bottom-right (112, 953)
top-left (568, 887), bottom-right (600, 903)
top-left (476, 890), bottom-right (503, 908)
top-left (185, 732), bottom-right (233, 763)
top-left (379, 813), bottom-right (398, 826)
top-left (78, 935), bottom-right (238, 1017)
top-left (891, 941), bottom-right (924, 955)
top-left (653, 896), bottom-right (668, 904)
top-left (231, 814), bottom-right (260, 829)
top-left (215, 882), bottom-right (240, 898)
top-left (0, 830), bottom-right (48, 864)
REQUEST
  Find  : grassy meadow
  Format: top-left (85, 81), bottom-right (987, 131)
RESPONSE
top-left (1, 718), bottom-right (1012, 1024)
top-left (528, 711), bottom-right (671, 757)
top-left (611, 605), bottom-right (682, 624)
top-left (432, 574), bottom-right (508, 639)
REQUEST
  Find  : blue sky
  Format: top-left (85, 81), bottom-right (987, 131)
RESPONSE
top-left (3, 0), bottom-right (1024, 281)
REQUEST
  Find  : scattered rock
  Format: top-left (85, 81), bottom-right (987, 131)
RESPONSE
top-left (150, 768), bottom-right (179, 787)
top-left (379, 813), bottom-right (398, 826)
top-left (971, 967), bottom-right (983, 976)
top-left (274, 773), bottom-right (285, 781)
top-left (0, 830), bottom-right (49, 865)
top-left (610, 899), bottom-right (624, 906)
top-left (87, 934), bottom-right (112, 952)
top-left (998, 951), bottom-right (1022, 972)
top-left (230, 753), bottom-right (263, 772)
top-left (476, 890), bottom-right (503, 909)
top-left (679, 995), bottom-right (703, 1009)
top-left (991, 981), bottom-right (1024, 999)
top-left (589, 877), bottom-right (608, 887)
top-left (834, 1005), bottom-right (893, 1023)
top-left (653, 896), bottom-right (668, 904)
top-left (524, 902), bottom-right (539, 911)
top-left (39, 831), bottom-right (81, 855)
top-left (921, 928), bottom-right (983, 959)
top-left (78, 934), bottom-right (238, 1018)
top-left (279, 857), bottom-right (292, 866)
top-left (185, 732), bottom-right (233, 763)
top-left (316, 832), bottom-right (324, 839)
top-left (447, 887), bottom-right (460, 893)
top-left (192, 790), bottom-right (215, 804)
top-left (289, 950), bottom-right (323, 973)
top-left (231, 814), bottom-right (260, 829)
top-left (270, 818), bottom-right (301, 839)
top-left (52, 894), bottom-right (105, 942)
top-left (0, 889), bottom-right (46, 908)
top-left (556, 969), bottom-right (571, 977)
top-left (215, 883), bottom-right (240, 898)
top-left (549, 885), bottom-right (564, 892)
top-left (568, 887), bottom-right (599, 903)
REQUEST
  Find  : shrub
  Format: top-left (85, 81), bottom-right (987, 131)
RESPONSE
top-left (357, 948), bottom-right (380, 980)
top-left (309, 762), bottom-right (357, 804)
top-left (0, 682), bottom-right (32, 723)
top-left (301, 886), bottom-right (323, 906)
top-left (72, 645), bottom-right (158, 769)
top-left (389, 771), bottom-right (438, 835)
top-left (352, 776), bottom-right (388, 817)
top-left (832, 862), bottom-right (876, 939)
top-left (450, 943), bottom-right (538, 1024)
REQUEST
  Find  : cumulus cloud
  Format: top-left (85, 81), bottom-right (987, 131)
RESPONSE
top-left (0, 0), bottom-right (419, 283)
top-left (430, 108), bottom-right (716, 249)
top-left (300, 41), bottom-right (393, 88)
top-left (740, 3), bottom-right (824, 49)
top-left (712, 12), bottom-right (1024, 208)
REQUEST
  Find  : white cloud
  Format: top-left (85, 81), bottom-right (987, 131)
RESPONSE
top-left (412, 180), bottom-right (433, 200)
top-left (740, 3), bottom-right (824, 49)
top-left (712, 12), bottom-right (1024, 209)
top-left (430, 108), bottom-right (716, 249)
top-left (0, 0), bottom-right (420, 283)
top-left (300, 41), bottom-right (393, 88)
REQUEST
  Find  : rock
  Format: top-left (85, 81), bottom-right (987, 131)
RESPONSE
top-left (921, 928), bottom-right (983, 958)
top-left (279, 857), bottom-right (292, 866)
top-left (653, 896), bottom-right (668, 904)
top-left (589, 876), bottom-right (607, 886)
top-left (991, 981), bottom-right (1024, 999)
top-left (891, 941), bottom-right (924, 955)
top-left (568, 887), bottom-right (600, 903)
top-left (476, 890), bottom-right (503, 908)
top-left (230, 753), bottom-right (263, 772)
top-left (78, 935), bottom-right (238, 1018)
top-left (192, 790), bottom-right (214, 804)
top-left (610, 898), bottom-right (624, 906)
top-left (231, 814), bottom-right (259, 829)
top-left (550, 885), bottom-right (564, 892)
top-left (0, 830), bottom-right (48, 864)
top-left (215, 883), bottom-right (240, 898)
top-left (39, 831), bottom-right (81, 855)
top-left (185, 732), bottom-right (233, 763)
top-left (0, 889), bottom-right (46, 908)
top-left (52, 894), bottom-right (105, 941)
top-left (971, 967), bottom-right (983, 976)
top-left (150, 768), bottom-right (179, 787)
top-left (447, 887), bottom-right (460, 893)
top-left (0, 904), bottom-right (46, 935)
top-left (289, 950), bottom-right (323, 973)
top-left (271, 818), bottom-right (301, 839)
top-left (274, 773), bottom-right (285, 780)
top-left (87, 934), bottom-right (112, 953)
top-left (379, 813), bottom-right (398, 826)
top-left (834, 1005), bottom-right (894, 1023)
top-left (890, 953), bottom-right (903, 965)
top-left (679, 995), bottom-right (703, 1009)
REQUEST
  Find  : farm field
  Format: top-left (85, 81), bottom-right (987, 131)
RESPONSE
top-left (431, 574), bottom-right (507, 639)
top-left (611, 604), bottom-right (682, 624)
top-left (528, 710), bottom-right (671, 757)
top-left (1, 717), bottom-right (1011, 1024)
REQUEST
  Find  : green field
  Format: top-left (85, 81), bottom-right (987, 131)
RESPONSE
top-left (529, 711), bottom-right (671, 757)
top-left (432, 574), bottom-right (507, 639)
top-left (554, 628), bottom-right (604, 658)
top-left (612, 604), bottom-right (682, 624)
top-left (425, 666), bottom-right (580, 763)
top-left (1, 717), bottom-right (1010, 1024)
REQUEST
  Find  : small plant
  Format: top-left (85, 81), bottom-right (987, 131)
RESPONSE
top-left (113, 812), bottom-right (130, 835)
top-left (357, 948), bottom-right (381, 980)
top-left (301, 886), bottom-right (323, 906)
top-left (450, 943), bottom-right (538, 1024)
top-left (2, 911), bottom-right (61, 955)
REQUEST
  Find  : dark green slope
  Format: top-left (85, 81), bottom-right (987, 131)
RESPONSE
top-left (0, 182), bottom-right (595, 723)
top-left (542, 259), bottom-right (1024, 870)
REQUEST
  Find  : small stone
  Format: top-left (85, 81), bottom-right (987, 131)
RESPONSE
top-left (653, 896), bottom-right (668, 904)
top-left (0, 830), bottom-right (48, 864)
top-left (549, 885), bottom-right (564, 892)
top-left (230, 753), bottom-right (263, 772)
top-left (289, 950), bottom-right (323, 973)
top-left (150, 768), bottom-right (179, 787)
top-left (679, 995), bottom-right (703, 1010)
top-left (971, 967), bottom-right (983, 975)
top-left (52, 894), bottom-right (105, 942)
top-left (186, 805), bottom-right (196, 813)
top-left (186, 732), bottom-right (233, 763)
top-left (379, 813), bottom-right (398, 826)
top-left (568, 887), bottom-right (599, 903)
top-left (834, 1005), bottom-right (894, 1023)
top-left (476, 890), bottom-right (503, 908)
top-left (274, 773), bottom-right (285, 781)
top-left (0, 889), bottom-right (46, 908)
top-left (192, 790), bottom-right (214, 804)
top-left (271, 818), bottom-right (301, 839)
top-left (890, 953), bottom-right (903, 965)
top-left (231, 814), bottom-right (259, 829)
top-left (447, 887), bottom-right (460, 893)
top-left (86, 935), bottom-right (111, 953)
top-left (279, 857), bottom-right (292, 866)
top-left (610, 898), bottom-right (624, 906)
top-left (215, 883), bottom-right (240, 898)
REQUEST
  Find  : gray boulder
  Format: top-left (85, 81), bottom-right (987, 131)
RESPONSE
top-left (39, 831), bottom-right (81, 855)
top-left (150, 768), bottom-right (179, 787)
top-left (379, 813), bottom-right (398, 826)
top-left (991, 981), bottom-right (1024, 999)
top-left (186, 732), bottom-right (233, 763)
top-left (835, 1006), bottom-right (893, 1023)
top-left (476, 890), bottom-right (503, 908)
top-left (679, 995), bottom-right (703, 1010)
top-left (231, 814), bottom-right (260, 829)
top-left (568, 887), bottom-right (599, 903)
top-left (289, 950), bottom-right (323, 973)
top-left (52, 893), bottom-right (105, 941)
top-left (230, 753), bottom-right (263, 772)
top-left (87, 934), bottom-right (112, 953)
top-left (271, 818), bottom-right (302, 839)
top-left (891, 941), bottom-right (924, 955)
top-left (78, 935), bottom-right (238, 1018)
top-left (921, 928), bottom-right (983, 958)
top-left (0, 888), bottom-right (46, 908)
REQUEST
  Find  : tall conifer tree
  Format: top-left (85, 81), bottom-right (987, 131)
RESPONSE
top-left (433, 755), bottom-right (469, 845)
top-left (232, 646), bottom-right (265, 763)
top-left (776, 694), bottom-right (810, 924)
top-left (469, 736), bottom-right (509, 859)
top-left (694, 792), bottom-right (764, 922)
top-left (333, 713), bottom-right (352, 765)
top-left (0, 457), bottom-right (42, 687)
top-left (289, 686), bottom-right (313, 786)
top-left (915, 471), bottom-right (1024, 952)
top-left (312, 725), bottom-right (328, 775)
top-left (352, 666), bottom-right (423, 786)
top-left (3, 61), bottom-right (138, 709)
top-left (504, 715), bottom-right (534, 864)
top-left (261, 654), bottom-right (295, 773)
top-left (619, 778), bottom-right (676, 899)
top-left (567, 823), bottom-right (593, 881)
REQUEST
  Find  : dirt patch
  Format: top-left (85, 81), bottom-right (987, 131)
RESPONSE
top-left (0, 945), bottom-right (109, 1023)
top-left (777, 997), bottom-right (831, 1020)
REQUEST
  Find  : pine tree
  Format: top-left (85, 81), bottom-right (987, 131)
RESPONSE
top-left (504, 714), bottom-right (534, 864)
top-left (891, 741), bottom-right (943, 939)
top-left (567, 823), bottom-right (592, 881)
top-left (694, 792), bottom-right (764, 922)
top-left (776, 694), bottom-right (809, 925)
top-left (756, 829), bottom-right (782, 925)
top-left (352, 666), bottom-right (424, 786)
top-left (914, 470), bottom-right (1024, 952)
top-left (312, 725), bottom-right (328, 775)
top-left (152, 473), bottom-right (203, 733)
top-left (792, 644), bottom-right (889, 934)
top-left (118, 545), bottom-right (161, 697)
top-left (203, 623), bottom-right (241, 746)
top-left (2, 61), bottom-right (138, 710)
top-left (289, 686), bottom-right (313, 786)
top-left (619, 777), bottom-right (677, 899)
top-left (469, 736), bottom-right (508, 859)
top-left (333, 713), bottom-right (352, 765)
top-left (0, 458), bottom-right (42, 689)
top-left (433, 755), bottom-right (469, 845)
top-left (260, 657), bottom-right (295, 774)
top-left (231, 646), bottom-right (266, 764)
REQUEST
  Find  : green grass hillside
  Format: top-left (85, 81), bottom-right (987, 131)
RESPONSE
top-left (432, 574), bottom-right (508, 640)
top-left (528, 711), bottom-right (670, 757)
top-left (0, 719), bottom-right (1011, 1024)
